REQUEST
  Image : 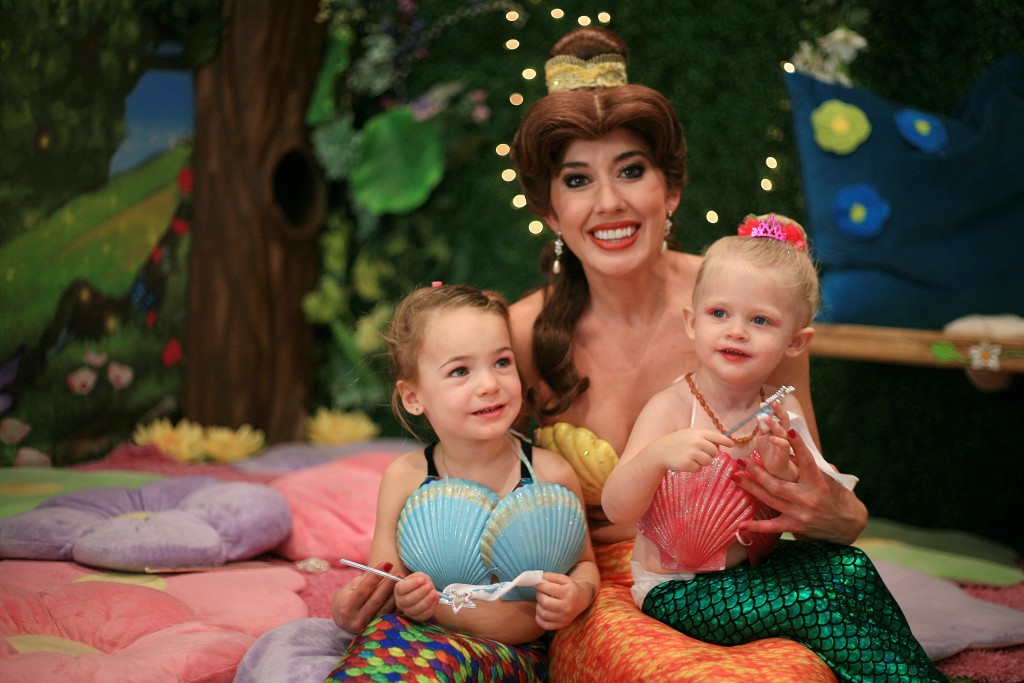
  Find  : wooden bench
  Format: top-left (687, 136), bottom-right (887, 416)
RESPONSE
top-left (810, 322), bottom-right (1024, 373)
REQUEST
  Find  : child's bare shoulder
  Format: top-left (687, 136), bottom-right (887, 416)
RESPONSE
top-left (383, 449), bottom-right (429, 482)
top-left (643, 380), bottom-right (693, 415)
top-left (531, 446), bottom-right (579, 485)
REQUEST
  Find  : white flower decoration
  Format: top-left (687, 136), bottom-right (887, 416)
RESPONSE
top-left (790, 27), bottom-right (868, 86)
top-left (817, 27), bottom-right (869, 64)
top-left (968, 341), bottom-right (1002, 371)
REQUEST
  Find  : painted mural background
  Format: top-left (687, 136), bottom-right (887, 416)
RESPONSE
top-left (0, 2), bottom-right (221, 465)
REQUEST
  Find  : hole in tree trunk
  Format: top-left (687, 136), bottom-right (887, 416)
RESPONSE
top-left (272, 149), bottom-right (316, 226)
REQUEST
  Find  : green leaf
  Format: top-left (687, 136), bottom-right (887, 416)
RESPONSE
top-left (930, 342), bottom-right (966, 364)
top-left (301, 276), bottom-right (346, 324)
top-left (350, 107), bottom-right (444, 215)
top-left (306, 33), bottom-right (352, 127)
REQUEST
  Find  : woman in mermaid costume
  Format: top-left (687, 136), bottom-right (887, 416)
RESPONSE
top-left (599, 216), bottom-right (946, 682)
top-left (326, 284), bottom-right (598, 681)
top-left (507, 24), bottom-right (908, 682)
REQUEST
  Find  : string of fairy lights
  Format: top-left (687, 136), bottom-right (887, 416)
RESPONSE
top-left (495, 9), bottom-right (613, 237)
top-left (494, 7), bottom-right (789, 238)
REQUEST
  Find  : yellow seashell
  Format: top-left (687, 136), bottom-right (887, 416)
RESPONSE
top-left (534, 422), bottom-right (618, 506)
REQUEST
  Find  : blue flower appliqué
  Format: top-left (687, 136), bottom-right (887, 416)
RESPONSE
top-left (893, 108), bottom-right (948, 153)
top-left (831, 183), bottom-right (891, 239)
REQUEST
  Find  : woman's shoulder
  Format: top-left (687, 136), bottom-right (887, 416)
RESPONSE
top-left (509, 288), bottom-right (545, 376)
top-left (667, 249), bottom-right (703, 290)
top-left (669, 248), bottom-right (704, 268)
top-left (509, 287), bottom-right (545, 330)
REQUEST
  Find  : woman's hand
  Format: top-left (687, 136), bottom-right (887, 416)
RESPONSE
top-left (394, 572), bottom-right (440, 622)
top-left (533, 572), bottom-right (596, 631)
top-left (736, 427), bottom-right (867, 545)
top-left (331, 561), bottom-right (398, 634)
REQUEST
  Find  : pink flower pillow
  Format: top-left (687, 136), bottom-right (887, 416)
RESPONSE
top-left (270, 447), bottom-right (402, 564)
top-left (0, 559), bottom-right (308, 683)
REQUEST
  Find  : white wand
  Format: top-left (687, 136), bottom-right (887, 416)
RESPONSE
top-left (339, 558), bottom-right (453, 605)
top-left (723, 385), bottom-right (795, 437)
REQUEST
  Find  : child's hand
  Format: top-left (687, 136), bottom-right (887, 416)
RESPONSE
top-left (752, 404), bottom-right (797, 482)
top-left (394, 572), bottom-right (440, 622)
top-left (532, 572), bottom-right (595, 631)
top-left (658, 428), bottom-right (725, 473)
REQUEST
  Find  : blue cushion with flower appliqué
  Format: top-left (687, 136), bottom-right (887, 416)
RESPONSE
top-left (784, 54), bottom-right (1024, 328)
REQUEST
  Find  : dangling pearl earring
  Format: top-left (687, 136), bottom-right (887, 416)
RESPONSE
top-left (553, 234), bottom-right (564, 275)
top-left (662, 211), bottom-right (673, 254)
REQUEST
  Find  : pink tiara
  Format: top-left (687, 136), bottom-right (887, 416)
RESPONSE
top-left (737, 213), bottom-right (808, 251)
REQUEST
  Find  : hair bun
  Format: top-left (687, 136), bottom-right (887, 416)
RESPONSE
top-left (545, 27), bottom-right (629, 93)
top-left (550, 26), bottom-right (628, 61)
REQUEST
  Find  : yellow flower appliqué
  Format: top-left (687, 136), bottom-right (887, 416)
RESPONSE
top-left (133, 418), bottom-right (205, 462)
top-left (306, 408), bottom-right (381, 445)
top-left (202, 424), bottom-right (266, 462)
top-left (811, 99), bottom-right (872, 154)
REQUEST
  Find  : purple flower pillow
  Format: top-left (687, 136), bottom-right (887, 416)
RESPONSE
top-left (0, 476), bottom-right (291, 571)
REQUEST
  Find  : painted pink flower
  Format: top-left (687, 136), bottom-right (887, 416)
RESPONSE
top-left (162, 338), bottom-right (183, 368)
top-left (472, 104), bottom-right (491, 124)
top-left (171, 217), bottom-right (190, 235)
top-left (67, 367), bottom-right (98, 395)
top-left (107, 362), bottom-right (135, 389)
top-left (14, 447), bottom-right (50, 466)
top-left (177, 166), bottom-right (194, 193)
top-left (83, 350), bottom-right (108, 367)
top-left (146, 310), bottom-right (158, 327)
top-left (0, 417), bottom-right (31, 446)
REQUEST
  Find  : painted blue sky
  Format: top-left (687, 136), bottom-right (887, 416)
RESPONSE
top-left (109, 69), bottom-right (194, 176)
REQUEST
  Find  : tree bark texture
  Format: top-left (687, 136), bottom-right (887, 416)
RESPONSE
top-left (186, 0), bottom-right (326, 442)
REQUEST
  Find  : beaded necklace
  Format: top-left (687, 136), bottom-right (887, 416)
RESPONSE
top-left (684, 372), bottom-right (765, 446)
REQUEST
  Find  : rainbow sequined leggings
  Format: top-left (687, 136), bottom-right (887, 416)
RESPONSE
top-left (642, 541), bottom-right (947, 683)
top-left (325, 612), bottom-right (547, 682)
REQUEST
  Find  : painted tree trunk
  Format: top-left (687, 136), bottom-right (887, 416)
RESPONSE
top-left (186, 0), bottom-right (326, 442)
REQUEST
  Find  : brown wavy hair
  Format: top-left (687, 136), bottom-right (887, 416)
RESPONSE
top-left (385, 284), bottom-right (510, 436)
top-left (511, 26), bottom-right (688, 417)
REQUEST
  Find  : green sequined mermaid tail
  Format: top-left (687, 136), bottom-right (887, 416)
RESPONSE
top-left (325, 612), bottom-right (547, 682)
top-left (642, 541), bottom-right (947, 683)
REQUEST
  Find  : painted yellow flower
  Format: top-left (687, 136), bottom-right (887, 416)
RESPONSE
top-left (811, 99), bottom-right (871, 154)
top-left (133, 418), bottom-right (205, 462)
top-left (306, 408), bottom-right (380, 445)
top-left (202, 424), bottom-right (266, 462)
